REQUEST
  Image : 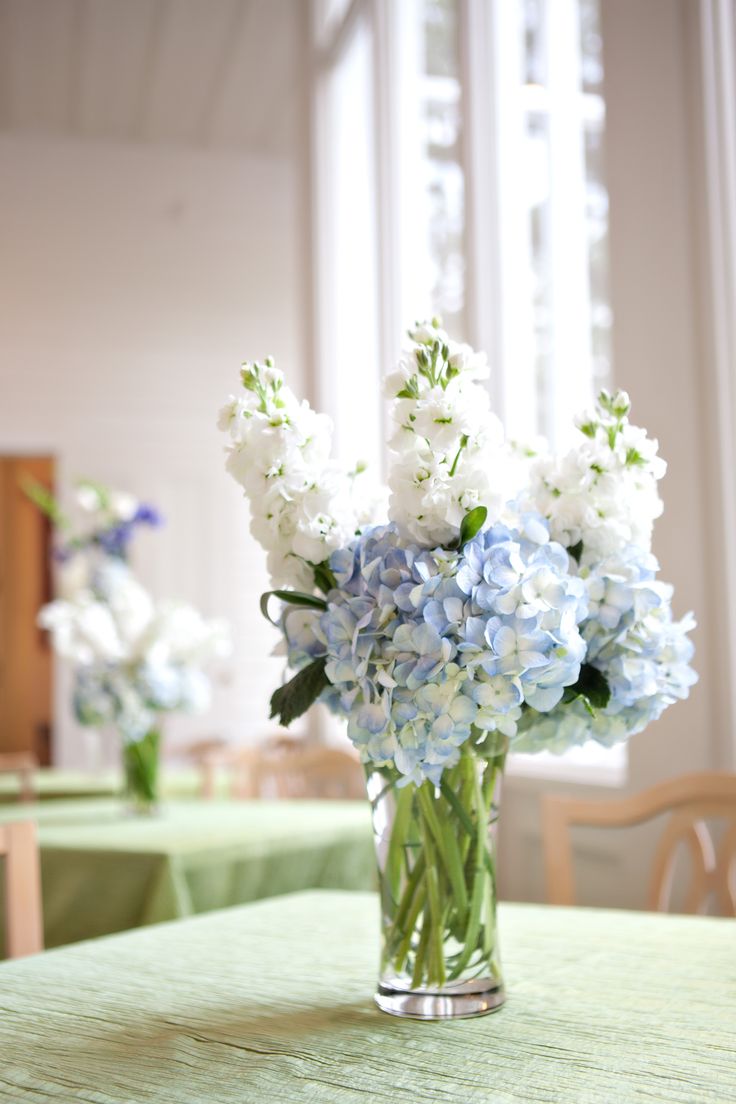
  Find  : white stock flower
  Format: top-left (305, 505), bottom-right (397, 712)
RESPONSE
top-left (523, 390), bottom-right (666, 560)
top-left (385, 322), bottom-right (507, 547)
top-left (219, 357), bottom-right (385, 588)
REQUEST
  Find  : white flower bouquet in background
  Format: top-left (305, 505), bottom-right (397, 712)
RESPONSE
top-left (30, 480), bottom-right (231, 811)
top-left (219, 320), bottom-right (696, 1019)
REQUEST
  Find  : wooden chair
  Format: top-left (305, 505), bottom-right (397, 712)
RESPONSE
top-left (0, 752), bottom-right (38, 802)
top-left (0, 820), bottom-right (43, 957)
top-left (198, 736), bottom-right (307, 799)
top-left (170, 737), bottom-right (227, 766)
top-left (542, 772), bottom-right (736, 915)
top-left (200, 746), bottom-right (259, 799)
top-left (252, 745), bottom-right (365, 801)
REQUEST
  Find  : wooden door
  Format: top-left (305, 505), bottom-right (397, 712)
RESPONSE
top-left (0, 456), bottom-right (54, 764)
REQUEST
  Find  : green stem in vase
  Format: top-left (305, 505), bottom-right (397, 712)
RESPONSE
top-left (449, 757), bottom-right (490, 980)
top-left (393, 882), bottom-right (427, 974)
top-left (411, 904), bottom-right (432, 989)
top-left (416, 783), bottom-right (468, 925)
top-left (123, 728), bottom-right (161, 809)
top-left (373, 741), bottom-right (505, 993)
top-left (386, 784), bottom-right (414, 905)
top-left (393, 846), bottom-right (425, 932)
top-left (420, 815), bottom-right (446, 988)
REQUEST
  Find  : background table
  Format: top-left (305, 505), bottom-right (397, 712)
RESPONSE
top-left (0, 800), bottom-right (374, 952)
top-left (1, 891), bottom-right (733, 1103)
top-left (0, 767), bottom-right (207, 802)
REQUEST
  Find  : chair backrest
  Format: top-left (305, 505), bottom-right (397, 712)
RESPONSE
top-left (0, 820), bottom-right (43, 957)
top-left (204, 742), bottom-right (364, 801)
top-left (253, 746), bottom-right (366, 801)
top-left (542, 772), bottom-right (736, 915)
top-left (197, 739), bottom-right (283, 799)
top-left (225, 737), bottom-right (304, 799)
top-left (0, 752), bottom-right (38, 802)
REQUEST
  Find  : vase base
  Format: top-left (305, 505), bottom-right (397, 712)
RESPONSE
top-left (374, 982), bottom-right (505, 1020)
top-left (123, 801), bottom-right (161, 817)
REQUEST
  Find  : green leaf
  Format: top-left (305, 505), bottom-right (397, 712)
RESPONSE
top-left (563, 663), bottom-right (611, 711)
top-left (567, 539), bottom-right (584, 564)
top-left (269, 657), bottom-right (330, 727)
top-left (260, 589), bottom-right (327, 625)
top-left (458, 505), bottom-right (487, 549)
top-left (447, 434), bottom-right (469, 478)
top-left (396, 376), bottom-right (419, 399)
top-left (309, 560), bottom-right (338, 594)
top-left (20, 476), bottom-right (70, 530)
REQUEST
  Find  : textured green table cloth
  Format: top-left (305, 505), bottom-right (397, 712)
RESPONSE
top-left (0, 892), bottom-right (733, 1103)
top-left (0, 767), bottom-right (206, 802)
top-left (0, 800), bottom-right (374, 952)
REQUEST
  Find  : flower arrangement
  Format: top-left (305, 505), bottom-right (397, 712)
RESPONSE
top-left (219, 320), bottom-right (696, 1018)
top-left (31, 480), bottom-right (230, 810)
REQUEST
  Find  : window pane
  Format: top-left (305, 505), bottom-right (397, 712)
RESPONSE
top-left (421, 0), bottom-right (466, 338)
top-left (519, 0), bottom-right (612, 446)
top-left (320, 16), bottom-right (382, 472)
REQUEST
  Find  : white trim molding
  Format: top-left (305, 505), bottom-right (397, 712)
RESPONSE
top-left (693, 0), bottom-right (736, 769)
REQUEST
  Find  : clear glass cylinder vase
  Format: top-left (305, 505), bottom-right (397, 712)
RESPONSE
top-left (365, 736), bottom-right (507, 1020)
top-left (122, 726), bottom-right (161, 814)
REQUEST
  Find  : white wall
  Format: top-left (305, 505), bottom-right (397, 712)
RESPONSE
top-left (0, 133), bottom-right (305, 765)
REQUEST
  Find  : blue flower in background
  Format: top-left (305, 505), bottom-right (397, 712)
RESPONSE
top-left (134, 504), bottom-right (162, 527)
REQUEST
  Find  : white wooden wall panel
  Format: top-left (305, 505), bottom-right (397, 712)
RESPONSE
top-left (0, 0), bottom-right (299, 155)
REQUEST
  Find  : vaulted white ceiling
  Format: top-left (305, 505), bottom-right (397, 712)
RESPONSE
top-left (0, 0), bottom-right (302, 155)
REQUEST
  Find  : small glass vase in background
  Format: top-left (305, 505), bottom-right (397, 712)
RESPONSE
top-left (122, 727), bottom-right (161, 815)
top-left (365, 734), bottom-right (507, 1020)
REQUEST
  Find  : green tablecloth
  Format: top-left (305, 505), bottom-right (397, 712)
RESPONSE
top-left (0, 800), bottom-right (374, 952)
top-left (0, 767), bottom-right (207, 802)
top-left (0, 892), bottom-right (733, 1103)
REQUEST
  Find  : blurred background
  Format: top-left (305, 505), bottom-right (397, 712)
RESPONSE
top-left (1, 0), bottom-right (734, 907)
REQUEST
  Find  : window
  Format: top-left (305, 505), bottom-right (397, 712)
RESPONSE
top-left (312, 0), bottom-right (610, 445)
top-left (312, 6), bottom-right (382, 473)
top-left (309, 0), bottom-right (622, 777)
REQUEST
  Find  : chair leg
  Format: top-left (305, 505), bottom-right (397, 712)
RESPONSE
top-left (5, 822), bottom-right (44, 958)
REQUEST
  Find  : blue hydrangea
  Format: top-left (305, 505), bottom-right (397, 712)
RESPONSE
top-left (280, 518), bottom-right (590, 784)
top-left (513, 547), bottom-right (698, 753)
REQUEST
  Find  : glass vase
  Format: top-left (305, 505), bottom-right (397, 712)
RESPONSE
top-left (122, 727), bottom-right (161, 814)
top-left (365, 735), bottom-right (507, 1020)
